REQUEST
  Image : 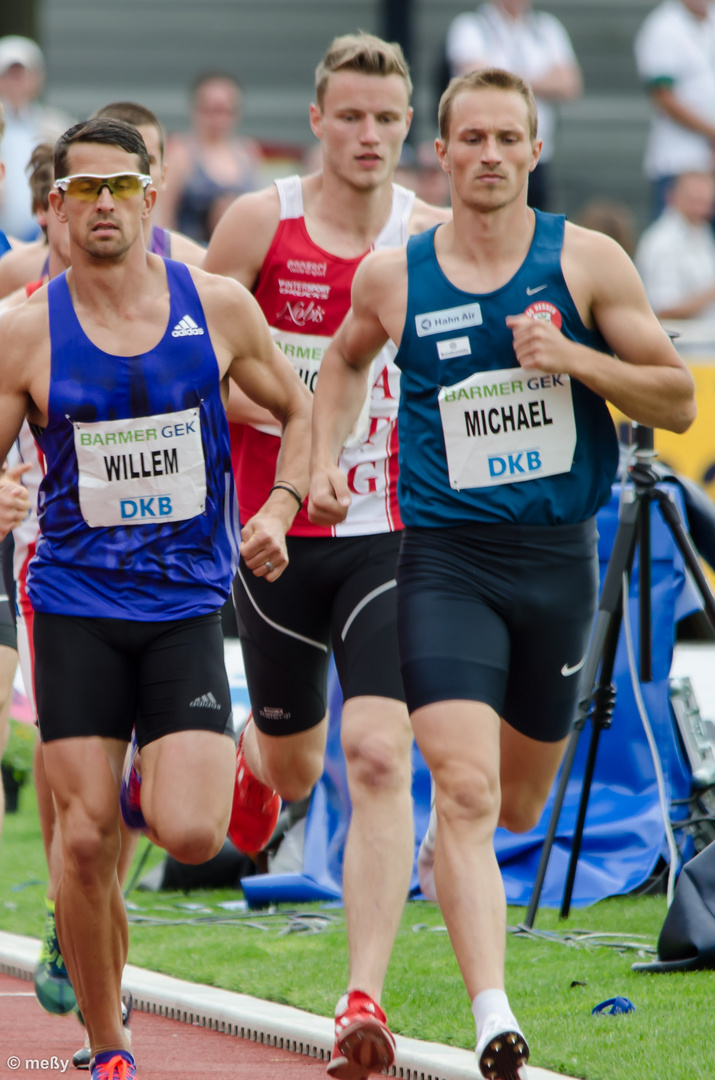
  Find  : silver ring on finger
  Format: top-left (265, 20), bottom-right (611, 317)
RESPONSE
top-left (264, 560), bottom-right (274, 572)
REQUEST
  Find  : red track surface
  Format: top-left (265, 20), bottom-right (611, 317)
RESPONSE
top-left (0, 972), bottom-right (331, 1078)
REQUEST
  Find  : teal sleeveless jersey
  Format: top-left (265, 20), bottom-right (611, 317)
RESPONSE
top-left (394, 212), bottom-right (618, 526)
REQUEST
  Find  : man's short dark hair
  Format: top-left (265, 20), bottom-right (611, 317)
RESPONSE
top-left (91, 102), bottom-right (165, 162)
top-left (54, 118), bottom-right (150, 180)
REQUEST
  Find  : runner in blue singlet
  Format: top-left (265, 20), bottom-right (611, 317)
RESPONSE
top-left (0, 117), bottom-right (310, 1080)
top-left (309, 69), bottom-right (695, 1080)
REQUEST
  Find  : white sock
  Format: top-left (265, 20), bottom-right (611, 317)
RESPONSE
top-left (471, 989), bottom-right (517, 1038)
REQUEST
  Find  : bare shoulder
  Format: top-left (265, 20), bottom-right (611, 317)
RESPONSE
top-left (563, 220), bottom-right (633, 281)
top-left (204, 184), bottom-right (281, 284)
top-left (0, 242), bottom-right (46, 297)
top-left (562, 220), bottom-right (643, 311)
top-left (186, 263), bottom-right (255, 314)
top-left (353, 247), bottom-right (408, 302)
top-left (0, 287), bottom-right (50, 376)
top-left (408, 196), bottom-right (452, 236)
top-left (168, 230), bottom-right (206, 267)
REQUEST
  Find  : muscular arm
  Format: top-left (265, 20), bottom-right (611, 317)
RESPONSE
top-left (204, 187), bottom-right (279, 289)
top-left (507, 227), bottom-right (696, 433)
top-left (0, 309), bottom-right (40, 535)
top-left (309, 252), bottom-right (401, 526)
top-left (649, 86), bottom-right (715, 143)
top-left (198, 271), bottom-right (311, 577)
top-left (204, 188), bottom-right (282, 427)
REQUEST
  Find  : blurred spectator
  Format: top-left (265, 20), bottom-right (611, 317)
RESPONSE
top-left (444, 0), bottom-right (582, 211)
top-left (635, 171), bottom-right (715, 319)
top-left (394, 141), bottom-right (418, 191)
top-left (576, 197), bottom-right (637, 258)
top-left (634, 0), bottom-right (715, 219)
top-left (0, 36), bottom-right (72, 240)
top-left (161, 72), bottom-right (262, 243)
top-left (413, 140), bottom-right (451, 207)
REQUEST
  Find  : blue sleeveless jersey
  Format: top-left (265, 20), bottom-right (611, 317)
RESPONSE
top-left (394, 212), bottom-right (618, 527)
top-left (0, 230), bottom-right (12, 258)
top-left (27, 259), bottom-right (240, 619)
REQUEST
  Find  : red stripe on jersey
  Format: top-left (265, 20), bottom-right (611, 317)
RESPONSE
top-left (385, 418), bottom-right (402, 531)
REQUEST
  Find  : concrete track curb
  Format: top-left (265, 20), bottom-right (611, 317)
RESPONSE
top-left (0, 931), bottom-right (577, 1080)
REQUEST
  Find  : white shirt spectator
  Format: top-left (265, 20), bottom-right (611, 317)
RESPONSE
top-left (635, 206), bottom-right (715, 320)
top-left (445, 2), bottom-right (578, 162)
top-left (634, 0), bottom-right (715, 181)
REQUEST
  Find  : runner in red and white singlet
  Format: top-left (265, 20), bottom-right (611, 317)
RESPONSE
top-left (237, 173), bottom-right (411, 536)
top-left (205, 32), bottom-right (449, 1080)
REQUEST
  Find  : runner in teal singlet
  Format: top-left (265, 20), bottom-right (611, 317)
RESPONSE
top-left (309, 69), bottom-right (695, 1080)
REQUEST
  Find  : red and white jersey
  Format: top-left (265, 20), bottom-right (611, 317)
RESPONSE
top-left (7, 420), bottom-right (44, 717)
top-left (235, 175), bottom-right (415, 536)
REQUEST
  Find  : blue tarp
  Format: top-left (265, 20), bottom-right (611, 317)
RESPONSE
top-left (242, 486), bottom-right (698, 909)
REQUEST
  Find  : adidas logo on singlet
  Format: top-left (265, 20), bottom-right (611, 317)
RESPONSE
top-left (189, 691), bottom-right (222, 710)
top-left (172, 314), bottom-right (205, 337)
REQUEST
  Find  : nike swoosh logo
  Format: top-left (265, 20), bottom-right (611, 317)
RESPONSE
top-left (561, 657), bottom-right (586, 677)
top-left (526, 285), bottom-right (547, 295)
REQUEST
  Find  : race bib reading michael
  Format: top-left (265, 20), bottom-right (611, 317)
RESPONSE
top-left (73, 408), bottom-right (207, 527)
top-left (438, 367), bottom-right (576, 489)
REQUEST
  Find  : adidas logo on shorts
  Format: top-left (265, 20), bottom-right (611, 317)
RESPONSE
top-left (172, 314), bottom-right (205, 337)
top-left (189, 691), bottom-right (222, 710)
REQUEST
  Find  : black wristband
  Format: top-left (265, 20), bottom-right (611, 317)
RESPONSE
top-left (269, 482), bottom-right (304, 509)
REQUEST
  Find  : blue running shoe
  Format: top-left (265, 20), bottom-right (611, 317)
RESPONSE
top-left (90, 1051), bottom-right (135, 1080)
top-left (34, 899), bottom-right (77, 1015)
top-left (119, 731), bottom-right (146, 831)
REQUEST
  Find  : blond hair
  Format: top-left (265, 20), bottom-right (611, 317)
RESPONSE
top-left (438, 69), bottom-right (538, 144)
top-left (315, 32), bottom-right (412, 108)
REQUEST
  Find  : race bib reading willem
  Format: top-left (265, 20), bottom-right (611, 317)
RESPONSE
top-left (74, 407), bottom-right (207, 527)
top-left (438, 366), bottom-right (576, 489)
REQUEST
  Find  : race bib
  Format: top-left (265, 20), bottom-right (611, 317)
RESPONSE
top-left (438, 367), bottom-right (576, 489)
top-left (269, 328), bottom-right (373, 448)
top-left (74, 408), bottom-right (207, 527)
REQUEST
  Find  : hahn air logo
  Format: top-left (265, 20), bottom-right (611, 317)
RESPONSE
top-left (172, 314), bottom-right (205, 337)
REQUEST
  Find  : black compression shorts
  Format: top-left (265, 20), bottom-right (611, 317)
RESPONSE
top-left (0, 533), bottom-right (17, 649)
top-left (396, 518), bottom-right (599, 743)
top-left (33, 610), bottom-right (234, 746)
top-left (233, 532), bottom-right (405, 737)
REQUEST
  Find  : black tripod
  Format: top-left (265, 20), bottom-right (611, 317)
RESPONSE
top-left (524, 425), bottom-right (715, 928)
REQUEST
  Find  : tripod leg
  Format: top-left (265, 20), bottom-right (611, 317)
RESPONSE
top-left (560, 677), bottom-right (619, 919)
top-left (523, 496), bottom-right (642, 927)
top-left (639, 495), bottom-right (652, 682)
top-left (654, 489), bottom-right (715, 632)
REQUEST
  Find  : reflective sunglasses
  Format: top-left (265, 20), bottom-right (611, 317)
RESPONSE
top-left (53, 172), bottom-right (153, 201)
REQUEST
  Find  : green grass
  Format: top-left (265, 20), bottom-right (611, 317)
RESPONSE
top-left (1, 779), bottom-right (713, 1080)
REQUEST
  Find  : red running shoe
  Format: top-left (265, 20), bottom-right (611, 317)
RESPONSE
top-left (327, 990), bottom-right (396, 1080)
top-left (90, 1051), bottom-right (136, 1080)
top-left (227, 717), bottom-right (281, 853)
